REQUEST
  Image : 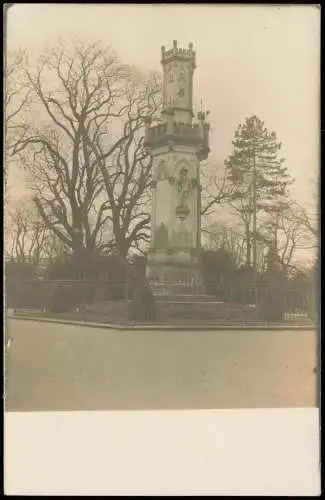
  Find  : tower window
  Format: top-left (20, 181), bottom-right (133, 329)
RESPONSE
top-left (168, 71), bottom-right (174, 82)
top-left (178, 89), bottom-right (185, 97)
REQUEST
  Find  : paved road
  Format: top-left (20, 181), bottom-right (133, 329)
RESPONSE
top-left (5, 319), bottom-right (318, 412)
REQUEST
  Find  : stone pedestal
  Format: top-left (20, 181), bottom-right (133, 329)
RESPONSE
top-left (146, 247), bottom-right (205, 296)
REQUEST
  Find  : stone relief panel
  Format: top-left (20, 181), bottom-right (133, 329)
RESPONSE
top-left (175, 155), bottom-right (197, 178)
top-left (154, 155), bottom-right (176, 182)
top-left (154, 153), bottom-right (197, 182)
top-left (172, 220), bottom-right (192, 249)
top-left (153, 152), bottom-right (199, 250)
top-left (156, 159), bottom-right (169, 181)
top-left (175, 162), bottom-right (191, 220)
top-left (154, 222), bottom-right (169, 249)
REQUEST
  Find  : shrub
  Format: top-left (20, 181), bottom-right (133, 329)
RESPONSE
top-left (44, 251), bottom-right (127, 282)
top-left (5, 261), bottom-right (39, 309)
top-left (130, 254), bottom-right (147, 277)
top-left (202, 248), bottom-right (237, 295)
top-left (44, 252), bottom-right (127, 304)
top-left (129, 277), bottom-right (156, 321)
top-left (257, 285), bottom-right (286, 321)
top-left (256, 270), bottom-right (286, 321)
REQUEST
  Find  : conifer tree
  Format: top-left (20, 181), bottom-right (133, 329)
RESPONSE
top-left (225, 115), bottom-right (293, 268)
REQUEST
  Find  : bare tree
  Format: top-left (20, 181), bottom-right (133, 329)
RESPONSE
top-left (41, 231), bottom-right (70, 262)
top-left (285, 200), bottom-right (319, 241)
top-left (5, 49), bottom-right (31, 149)
top-left (5, 49), bottom-right (31, 202)
top-left (227, 192), bottom-right (257, 268)
top-left (202, 219), bottom-right (270, 272)
top-left (200, 161), bottom-right (237, 217)
top-left (87, 66), bottom-right (161, 257)
top-left (13, 40), bottom-right (160, 260)
top-left (276, 202), bottom-right (318, 271)
top-left (202, 221), bottom-right (246, 267)
top-left (200, 159), bottom-right (271, 271)
top-left (5, 201), bottom-right (49, 264)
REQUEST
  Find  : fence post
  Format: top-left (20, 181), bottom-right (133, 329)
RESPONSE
top-left (79, 277), bottom-right (86, 322)
top-left (254, 284), bottom-right (259, 320)
top-left (124, 279), bottom-right (130, 301)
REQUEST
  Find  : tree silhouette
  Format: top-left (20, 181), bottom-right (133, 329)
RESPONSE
top-left (225, 115), bottom-right (293, 267)
top-left (13, 40), bottom-right (160, 259)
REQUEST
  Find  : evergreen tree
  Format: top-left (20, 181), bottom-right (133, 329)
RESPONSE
top-left (225, 115), bottom-right (293, 267)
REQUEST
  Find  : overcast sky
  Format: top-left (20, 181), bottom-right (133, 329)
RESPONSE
top-left (6, 4), bottom-right (320, 212)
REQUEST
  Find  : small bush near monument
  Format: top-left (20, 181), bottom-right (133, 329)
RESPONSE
top-left (129, 277), bottom-right (156, 322)
top-left (202, 249), bottom-right (237, 296)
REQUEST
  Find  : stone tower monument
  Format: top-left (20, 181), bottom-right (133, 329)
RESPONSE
top-left (144, 40), bottom-right (210, 293)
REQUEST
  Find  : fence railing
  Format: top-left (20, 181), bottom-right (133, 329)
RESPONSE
top-left (150, 282), bottom-right (205, 296)
top-left (5, 278), bottom-right (315, 324)
top-left (6, 279), bottom-right (129, 316)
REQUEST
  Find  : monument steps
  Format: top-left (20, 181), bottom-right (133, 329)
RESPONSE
top-left (155, 299), bottom-right (257, 322)
top-left (154, 294), bottom-right (216, 303)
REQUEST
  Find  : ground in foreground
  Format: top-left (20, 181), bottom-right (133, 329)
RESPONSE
top-left (5, 319), bottom-right (317, 412)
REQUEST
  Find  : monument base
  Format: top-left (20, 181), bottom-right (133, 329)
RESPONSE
top-left (154, 297), bottom-right (258, 324)
top-left (146, 248), bottom-right (205, 296)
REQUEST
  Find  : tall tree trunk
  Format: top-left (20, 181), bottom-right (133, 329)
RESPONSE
top-left (245, 223), bottom-right (251, 267)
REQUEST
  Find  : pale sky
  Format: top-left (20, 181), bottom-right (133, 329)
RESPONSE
top-left (6, 4), bottom-right (320, 212)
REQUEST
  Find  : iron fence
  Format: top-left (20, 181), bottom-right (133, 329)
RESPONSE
top-left (6, 279), bottom-right (129, 316)
top-left (5, 278), bottom-right (315, 325)
top-left (150, 282), bottom-right (204, 296)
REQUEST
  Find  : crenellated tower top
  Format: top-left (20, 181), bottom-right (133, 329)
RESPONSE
top-left (161, 40), bottom-right (196, 69)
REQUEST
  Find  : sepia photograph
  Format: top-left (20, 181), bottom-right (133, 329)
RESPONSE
top-left (4, 4), bottom-right (320, 416)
